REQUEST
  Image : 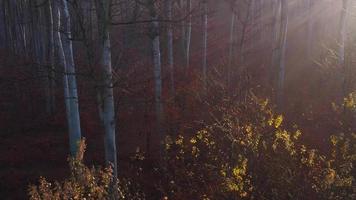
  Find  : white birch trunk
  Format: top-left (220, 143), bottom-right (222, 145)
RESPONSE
top-left (59, 0), bottom-right (82, 156)
top-left (52, 1), bottom-right (81, 156)
top-left (95, 0), bottom-right (118, 177)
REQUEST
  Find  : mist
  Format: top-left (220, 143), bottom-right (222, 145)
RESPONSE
top-left (0, 0), bottom-right (355, 199)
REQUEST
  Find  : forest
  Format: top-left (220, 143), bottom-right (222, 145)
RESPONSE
top-left (0, 0), bottom-right (355, 199)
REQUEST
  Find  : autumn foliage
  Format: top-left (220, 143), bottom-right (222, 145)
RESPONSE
top-left (29, 96), bottom-right (355, 200)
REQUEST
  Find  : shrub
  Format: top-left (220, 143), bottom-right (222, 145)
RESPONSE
top-left (28, 139), bottom-right (145, 200)
top-left (29, 97), bottom-right (355, 200)
top-left (159, 97), bottom-right (355, 200)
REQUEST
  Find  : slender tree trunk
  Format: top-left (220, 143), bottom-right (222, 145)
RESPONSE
top-left (35, 0), bottom-right (45, 64)
top-left (49, 0), bottom-right (56, 114)
top-left (239, 0), bottom-right (253, 65)
top-left (181, 0), bottom-right (186, 61)
top-left (185, 0), bottom-right (192, 68)
top-left (19, 0), bottom-right (28, 56)
top-left (148, 0), bottom-right (164, 157)
top-left (254, 0), bottom-right (263, 45)
top-left (17, 0), bottom-right (26, 54)
top-left (202, 0), bottom-right (208, 91)
top-left (270, 0), bottom-right (280, 87)
top-left (166, 0), bottom-right (174, 95)
top-left (250, 0), bottom-right (256, 48)
top-left (44, 1), bottom-right (52, 115)
top-left (95, 0), bottom-right (118, 177)
top-left (339, 0), bottom-right (349, 100)
top-left (23, 0), bottom-right (30, 56)
top-left (9, 0), bottom-right (17, 53)
top-left (277, 0), bottom-right (288, 108)
top-left (45, 0), bottom-right (56, 116)
top-left (30, 0), bottom-right (44, 79)
top-left (0, 0), bottom-right (6, 48)
top-left (10, 0), bottom-right (20, 54)
top-left (1, 0), bottom-right (8, 49)
top-left (306, 0), bottom-right (314, 60)
top-left (32, 0), bottom-right (51, 113)
top-left (58, 0), bottom-right (82, 156)
top-left (29, 0), bottom-right (37, 58)
top-left (120, 0), bottom-right (129, 50)
top-left (5, 0), bottom-right (14, 52)
top-left (228, 3), bottom-right (236, 90)
top-left (338, 0), bottom-right (348, 67)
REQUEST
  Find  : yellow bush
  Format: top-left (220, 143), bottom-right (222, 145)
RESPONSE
top-left (160, 97), bottom-right (355, 200)
top-left (28, 139), bottom-right (145, 200)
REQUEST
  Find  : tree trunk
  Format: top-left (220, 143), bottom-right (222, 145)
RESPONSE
top-left (5, 0), bottom-right (14, 52)
top-left (339, 0), bottom-right (350, 99)
top-left (306, 0), bottom-right (314, 60)
top-left (338, 0), bottom-right (348, 67)
top-left (202, 0), bottom-right (208, 92)
top-left (148, 0), bottom-right (164, 157)
top-left (270, 0), bottom-right (280, 88)
top-left (239, 0), bottom-right (253, 65)
top-left (228, 3), bottom-right (236, 90)
top-left (57, 0), bottom-right (82, 156)
top-left (0, 0), bottom-right (9, 49)
top-left (185, 0), bottom-right (192, 68)
top-left (17, 0), bottom-right (27, 54)
top-left (95, 0), bottom-right (118, 177)
top-left (166, 0), bottom-right (174, 95)
top-left (20, 0), bottom-right (29, 56)
top-left (180, 0), bottom-right (186, 61)
top-left (277, 0), bottom-right (288, 108)
top-left (45, 0), bottom-right (56, 116)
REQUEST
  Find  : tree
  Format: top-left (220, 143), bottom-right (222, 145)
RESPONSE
top-left (165, 0), bottom-right (175, 95)
top-left (306, 0), bottom-right (314, 60)
top-left (148, 0), bottom-right (164, 157)
top-left (180, 0), bottom-right (186, 63)
top-left (177, 0), bottom-right (192, 69)
top-left (94, 0), bottom-right (118, 177)
top-left (185, 0), bottom-right (192, 69)
top-left (45, 0), bottom-right (56, 116)
top-left (338, 0), bottom-right (351, 100)
top-left (238, 0), bottom-right (253, 66)
top-left (202, 0), bottom-right (208, 92)
top-left (52, 0), bottom-right (82, 156)
top-left (228, 0), bottom-right (237, 90)
top-left (338, 0), bottom-right (349, 66)
top-left (0, 0), bottom-right (6, 48)
top-left (276, 0), bottom-right (288, 108)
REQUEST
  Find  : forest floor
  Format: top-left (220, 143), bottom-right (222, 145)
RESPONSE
top-left (0, 127), bottom-right (70, 199)
top-left (0, 123), bottom-right (115, 200)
